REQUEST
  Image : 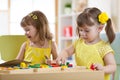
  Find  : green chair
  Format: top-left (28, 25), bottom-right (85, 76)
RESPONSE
top-left (0, 35), bottom-right (27, 61)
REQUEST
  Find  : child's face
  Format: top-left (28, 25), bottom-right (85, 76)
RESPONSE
top-left (78, 25), bottom-right (101, 43)
top-left (23, 25), bottom-right (39, 42)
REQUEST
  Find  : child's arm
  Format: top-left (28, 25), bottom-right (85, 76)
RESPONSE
top-left (56, 44), bottom-right (75, 64)
top-left (103, 52), bottom-right (116, 74)
top-left (51, 41), bottom-right (58, 60)
top-left (16, 42), bottom-right (26, 60)
top-left (45, 41), bottom-right (58, 65)
top-left (93, 52), bottom-right (116, 74)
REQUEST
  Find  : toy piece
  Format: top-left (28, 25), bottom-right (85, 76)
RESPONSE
top-left (40, 64), bottom-right (49, 68)
top-left (29, 64), bottom-right (40, 68)
top-left (66, 62), bottom-right (73, 67)
top-left (66, 62), bottom-right (69, 65)
top-left (68, 64), bottom-right (73, 67)
top-left (50, 63), bottom-right (60, 67)
top-left (34, 64), bottom-right (40, 68)
top-left (20, 62), bottom-right (28, 68)
top-left (90, 63), bottom-right (95, 70)
top-left (61, 65), bottom-right (68, 70)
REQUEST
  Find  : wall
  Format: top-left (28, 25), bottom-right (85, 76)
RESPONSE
top-left (0, 12), bottom-right (9, 35)
top-left (88, 0), bottom-right (111, 17)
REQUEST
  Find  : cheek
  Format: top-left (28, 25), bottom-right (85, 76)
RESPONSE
top-left (87, 32), bottom-right (95, 37)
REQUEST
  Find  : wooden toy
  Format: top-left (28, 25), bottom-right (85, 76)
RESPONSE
top-left (90, 63), bottom-right (95, 70)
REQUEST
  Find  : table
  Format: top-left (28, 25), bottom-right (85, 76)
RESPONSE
top-left (0, 67), bottom-right (104, 80)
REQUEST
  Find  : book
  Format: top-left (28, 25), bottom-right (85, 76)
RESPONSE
top-left (0, 59), bottom-right (31, 67)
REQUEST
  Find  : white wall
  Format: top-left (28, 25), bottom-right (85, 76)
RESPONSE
top-left (88, 0), bottom-right (120, 32)
top-left (117, 0), bottom-right (120, 31)
top-left (88, 0), bottom-right (111, 17)
top-left (0, 12), bottom-right (9, 35)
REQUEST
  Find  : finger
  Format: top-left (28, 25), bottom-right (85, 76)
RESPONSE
top-left (61, 58), bottom-right (66, 64)
top-left (56, 58), bottom-right (61, 64)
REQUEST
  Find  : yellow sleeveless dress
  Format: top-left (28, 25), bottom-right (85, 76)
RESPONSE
top-left (24, 40), bottom-right (51, 64)
top-left (73, 38), bottom-right (114, 80)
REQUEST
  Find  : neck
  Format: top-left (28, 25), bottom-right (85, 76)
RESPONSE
top-left (85, 38), bottom-right (101, 45)
top-left (31, 39), bottom-right (46, 47)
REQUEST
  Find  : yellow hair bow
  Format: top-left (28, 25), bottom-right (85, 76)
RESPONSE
top-left (98, 12), bottom-right (109, 24)
top-left (29, 13), bottom-right (37, 20)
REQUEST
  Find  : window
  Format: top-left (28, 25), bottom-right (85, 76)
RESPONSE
top-left (0, 0), bottom-right (8, 10)
top-left (10, 0), bottom-right (55, 39)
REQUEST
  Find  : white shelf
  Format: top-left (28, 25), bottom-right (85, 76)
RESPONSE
top-left (60, 14), bottom-right (72, 18)
top-left (61, 37), bottom-right (73, 40)
top-left (58, 0), bottom-right (87, 52)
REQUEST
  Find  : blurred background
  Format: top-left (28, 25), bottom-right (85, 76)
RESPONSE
top-left (0, 0), bottom-right (119, 48)
top-left (0, 1), bottom-right (120, 79)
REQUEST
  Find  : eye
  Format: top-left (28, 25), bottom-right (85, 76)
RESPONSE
top-left (25, 29), bottom-right (30, 32)
top-left (79, 29), bottom-right (83, 32)
top-left (85, 30), bottom-right (90, 32)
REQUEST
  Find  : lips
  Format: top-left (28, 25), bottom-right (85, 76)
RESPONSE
top-left (27, 36), bottom-right (31, 38)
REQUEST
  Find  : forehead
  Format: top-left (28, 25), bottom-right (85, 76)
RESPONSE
top-left (22, 25), bottom-right (34, 29)
top-left (78, 25), bottom-right (97, 30)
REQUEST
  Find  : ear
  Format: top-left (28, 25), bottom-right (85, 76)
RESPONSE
top-left (98, 25), bottom-right (104, 32)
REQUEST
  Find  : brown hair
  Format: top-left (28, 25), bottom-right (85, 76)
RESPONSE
top-left (21, 10), bottom-right (53, 41)
top-left (76, 7), bottom-right (115, 43)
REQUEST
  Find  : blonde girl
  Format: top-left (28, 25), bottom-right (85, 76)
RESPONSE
top-left (16, 10), bottom-right (58, 64)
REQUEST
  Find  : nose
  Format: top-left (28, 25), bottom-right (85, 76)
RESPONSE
top-left (25, 31), bottom-right (29, 36)
top-left (80, 31), bottom-right (86, 36)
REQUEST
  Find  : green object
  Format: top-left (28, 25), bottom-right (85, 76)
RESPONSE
top-left (65, 3), bottom-right (71, 8)
top-left (0, 35), bottom-right (27, 61)
top-left (66, 62), bottom-right (69, 65)
top-left (34, 64), bottom-right (40, 68)
top-left (29, 64), bottom-right (40, 68)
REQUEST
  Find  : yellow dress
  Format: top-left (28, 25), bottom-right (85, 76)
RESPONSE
top-left (24, 40), bottom-right (51, 64)
top-left (73, 38), bottom-right (114, 80)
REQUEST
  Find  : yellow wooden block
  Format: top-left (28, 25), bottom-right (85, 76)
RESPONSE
top-left (20, 62), bottom-right (27, 68)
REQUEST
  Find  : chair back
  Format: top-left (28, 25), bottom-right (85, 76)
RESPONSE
top-left (0, 35), bottom-right (27, 61)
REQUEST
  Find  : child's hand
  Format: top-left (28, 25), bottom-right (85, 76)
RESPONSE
top-left (92, 63), bottom-right (104, 70)
top-left (46, 59), bottom-right (57, 65)
top-left (56, 55), bottom-right (66, 65)
top-left (45, 55), bottom-right (57, 65)
top-left (45, 55), bottom-right (51, 65)
top-left (45, 59), bottom-right (51, 65)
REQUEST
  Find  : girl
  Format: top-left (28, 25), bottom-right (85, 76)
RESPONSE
top-left (16, 10), bottom-right (58, 65)
top-left (56, 7), bottom-right (116, 80)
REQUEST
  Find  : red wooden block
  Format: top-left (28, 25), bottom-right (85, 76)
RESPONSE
top-left (90, 64), bottom-right (95, 70)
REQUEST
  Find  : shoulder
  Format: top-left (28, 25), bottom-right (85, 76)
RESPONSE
top-left (46, 39), bottom-right (57, 48)
top-left (98, 40), bottom-right (112, 48)
top-left (21, 41), bottom-right (27, 48)
top-left (98, 40), bottom-right (114, 58)
top-left (20, 40), bottom-right (30, 50)
top-left (73, 38), bottom-right (83, 47)
top-left (51, 40), bottom-right (57, 47)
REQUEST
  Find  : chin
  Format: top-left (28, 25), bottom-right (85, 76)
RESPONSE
top-left (28, 38), bottom-right (32, 41)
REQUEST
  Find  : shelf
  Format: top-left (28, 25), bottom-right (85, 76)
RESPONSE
top-left (60, 14), bottom-right (72, 18)
top-left (58, 0), bottom-right (87, 51)
top-left (61, 37), bottom-right (73, 40)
